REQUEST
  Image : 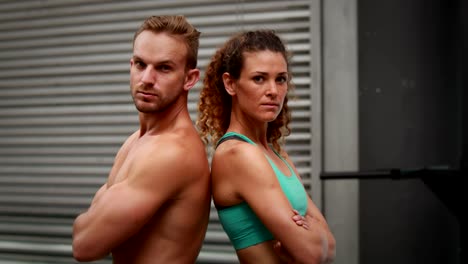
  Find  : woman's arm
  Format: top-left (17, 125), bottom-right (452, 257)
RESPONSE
top-left (303, 198), bottom-right (336, 263)
top-left (213, 143), bottom-right (332, 264)
top-left (273, 210), bottom-right (310, 263)
top-left (285, 153), bottom-right (336, 263)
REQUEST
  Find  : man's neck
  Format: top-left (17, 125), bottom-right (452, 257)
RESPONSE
top-left (138, 104), bottom-right (189, 137)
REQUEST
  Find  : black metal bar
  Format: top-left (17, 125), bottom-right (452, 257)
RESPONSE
top-left (320, 166), bottom-right (459, 180)
top-left (321, 166), bottom-right (464, 264)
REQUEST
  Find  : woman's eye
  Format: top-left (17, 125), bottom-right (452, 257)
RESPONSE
top-left (253, 76), bottom-right (264, 83)
top-left (277, 76), bottom-right (287, 83)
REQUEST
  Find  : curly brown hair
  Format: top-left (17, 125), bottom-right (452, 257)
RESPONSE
top-left (197, 30), bottom-right (293, 152)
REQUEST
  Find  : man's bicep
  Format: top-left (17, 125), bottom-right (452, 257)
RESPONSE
top-left (129, 143), bottom-right (191, 201)
top-left (73, 181), bottom-right (159, 260)
top-left (100, 183), bottom-right (157, 230)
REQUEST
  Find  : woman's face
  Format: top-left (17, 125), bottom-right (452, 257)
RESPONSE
top-left (228, 50), bottom-right (289, 123)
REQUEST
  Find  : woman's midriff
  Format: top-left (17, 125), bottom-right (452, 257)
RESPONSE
top-left (236, 240), bottom-right (285, 264)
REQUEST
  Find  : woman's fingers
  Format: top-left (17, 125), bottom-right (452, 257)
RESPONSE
top-left (292, 210), bottom-right (309, 229)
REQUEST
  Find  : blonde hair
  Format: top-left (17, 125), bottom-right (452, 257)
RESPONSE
top-left (133, 15), bottom-right (200, 69)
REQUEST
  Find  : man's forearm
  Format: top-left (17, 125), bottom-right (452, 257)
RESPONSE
top-left (90, 184), bottom-right (108, 206)
top-left (72, 194), bottom-right (111, 261)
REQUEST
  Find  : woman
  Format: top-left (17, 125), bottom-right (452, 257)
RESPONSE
top-left (197, 30), bottom-right (336, 263)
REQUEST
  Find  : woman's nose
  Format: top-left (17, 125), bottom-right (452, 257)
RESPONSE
top-left (266, 81), bottom-right (279, 97)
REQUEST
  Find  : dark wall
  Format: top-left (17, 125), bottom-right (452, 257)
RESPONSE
top-left (358, 0), bottom-right (462, 263)
top-left (460, 0), bottom-right (468, 170)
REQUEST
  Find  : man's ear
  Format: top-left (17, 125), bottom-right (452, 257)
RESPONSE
top-left (184, 68), bottom-right (200, 91)
top-left (222, 72), bottom-right (236, 96)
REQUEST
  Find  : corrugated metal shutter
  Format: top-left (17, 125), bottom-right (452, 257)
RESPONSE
top-left (0, 0), bottom-right (316, 263)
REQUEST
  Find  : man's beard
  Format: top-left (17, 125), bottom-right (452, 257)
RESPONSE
top-left (132, 86), bottom-right (178, 114)
top-left (133, 97), bottom-right (167, 113)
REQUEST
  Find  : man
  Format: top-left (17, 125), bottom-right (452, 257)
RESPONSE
top-left (72, 15), bottom-right (211, 264)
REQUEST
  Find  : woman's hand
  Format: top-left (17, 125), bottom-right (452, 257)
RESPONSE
top-left (273, 240), bottom-right (294, 263)
top-left (291, 209), bottom-right (309, 230)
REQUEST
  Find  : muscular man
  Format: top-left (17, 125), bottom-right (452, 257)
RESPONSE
top-left (72, 15), bottom-right (211, 264)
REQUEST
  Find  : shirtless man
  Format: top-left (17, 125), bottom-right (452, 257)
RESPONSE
top-left (72, 15), bottom-right (211, 263)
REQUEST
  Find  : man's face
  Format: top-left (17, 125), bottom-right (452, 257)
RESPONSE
top-left (130, 31), bottom-right (190, 113)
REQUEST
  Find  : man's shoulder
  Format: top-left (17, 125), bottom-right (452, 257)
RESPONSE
top-left (149, 127), bottom-right (205, 153)
top-left (125, 136), bottom-right (207, 192)
top-left (137, 129), bottom-right (208, 174)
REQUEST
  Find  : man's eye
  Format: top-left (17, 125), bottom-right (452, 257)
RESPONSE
top-left (135, 61), bottom-right (146, 69)
top-left (158, 65), bottom-right (171, 72)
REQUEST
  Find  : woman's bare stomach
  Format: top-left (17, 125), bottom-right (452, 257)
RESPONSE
top-left (236, 240), bottom-right (285, 264)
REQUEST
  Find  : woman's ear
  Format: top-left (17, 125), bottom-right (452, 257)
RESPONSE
top-left (184, 68), bottom-right (200, 91)
top-left (222, 72), bottom-right (236, 96)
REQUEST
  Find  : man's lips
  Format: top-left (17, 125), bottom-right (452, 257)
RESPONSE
top-left (138, 91), bottom-right (156, 96)
top-left (137, 91), bottom-right (157, 99)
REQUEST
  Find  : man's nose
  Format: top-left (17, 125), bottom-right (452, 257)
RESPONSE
top-left (141, 66), bottom-right (156, 84)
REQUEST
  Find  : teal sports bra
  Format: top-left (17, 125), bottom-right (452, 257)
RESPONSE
top-left (216, 132), bottom-right (308, 250)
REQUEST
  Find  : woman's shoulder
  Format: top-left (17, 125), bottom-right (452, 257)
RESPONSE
top-left (214, 138), bottom-right (261, 163)
top-left (211, 139), bottom-right (276, 184)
